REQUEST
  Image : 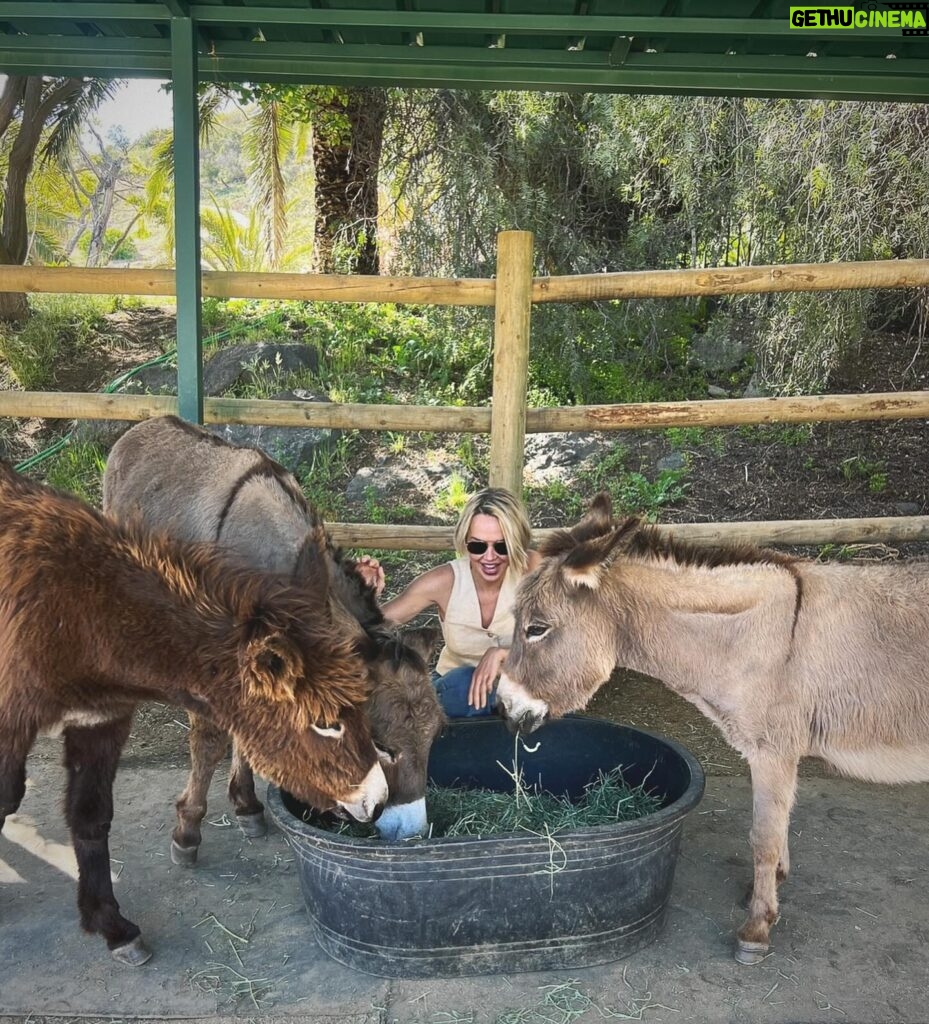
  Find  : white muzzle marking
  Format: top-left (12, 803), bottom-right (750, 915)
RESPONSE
top-left (496, 673), bottom-right (550, 726)
top-left (337, 761), bottom-right (389, 823)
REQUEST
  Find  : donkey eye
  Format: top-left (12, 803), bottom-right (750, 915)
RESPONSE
top-left (375, 744), bottom-right (399, 765)
top-left (311, 721), bottom-right (345, 739)
top-left (525, 623), bottom-right (551, 641)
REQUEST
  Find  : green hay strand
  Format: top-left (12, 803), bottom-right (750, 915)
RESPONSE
top-left (308, 762), bottom-right (662, 841)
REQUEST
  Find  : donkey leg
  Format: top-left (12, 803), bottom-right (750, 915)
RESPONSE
top-left (172, 713), bottom-right (229, 866)
top-left (64, 716), bottom-right (150, 966)
top-left (739, 812), bottom-right (792, 908)
top-left (0, 721), bottom-right (33, 830)
top-left (736, 754), bottom-right (798, 965)
top-left (229, 741), bottom-right (266, 838)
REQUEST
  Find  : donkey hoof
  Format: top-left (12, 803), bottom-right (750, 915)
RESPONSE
top-left (734, 938), bottom-right (769, 965)
top-left (170, 839), bottom-right (199, 867)
top-left (111, 936), bottom-right (152, 967)
top-left (236, 811), bottom-right (267, 838)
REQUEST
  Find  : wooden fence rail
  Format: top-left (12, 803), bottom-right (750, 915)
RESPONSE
top-left (4, 390), bottom-right (929, 432)
top-left (328, 514), bottom-right (929, 552)
top-left (2, 238), bottom-right (928, 550)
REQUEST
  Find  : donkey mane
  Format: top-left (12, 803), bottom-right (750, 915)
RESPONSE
top-left (628, 521), bottom-right (799, 573)
top-left (543, 508), bottom-right (798, 574)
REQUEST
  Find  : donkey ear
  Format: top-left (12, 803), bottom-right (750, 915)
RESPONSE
top-left (568, 491), bottom-right (615, 544)
top-left (561, 521), bottom-right (629, 590)
top-left (588, 491), bottom-right (613, 523)
top-left (239, 625), bottom-right (302, 704)
top-left (400, 624), bottom-right (440, 663)
top-left (293, 527), bottom-right (334, 619)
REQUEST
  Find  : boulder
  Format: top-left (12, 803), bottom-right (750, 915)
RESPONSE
top-left (689, 319), bottom-right (753, 374)
top-left (71, 342), bottom-right (321, 451)
top-left (523, 432), bottom-right (610, 484)
top-left (203, 342), bottom-right (319, 395)
top-left (347, 458), bottom-right (476, 504)
top-left (207, 389), bottom-right (339, 473)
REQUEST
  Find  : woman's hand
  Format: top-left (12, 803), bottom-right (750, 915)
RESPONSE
top-left (469, 647), bottom-right (509, 710)
top-left (354, 555), bottom-right (385, 597)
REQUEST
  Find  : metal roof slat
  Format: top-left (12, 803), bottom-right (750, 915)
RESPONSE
top-left (2, 0), bottom-right (926, 102)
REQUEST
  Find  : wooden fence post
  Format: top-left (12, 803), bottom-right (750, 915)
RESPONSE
top-left (489, 230), bottom-right (534, 495)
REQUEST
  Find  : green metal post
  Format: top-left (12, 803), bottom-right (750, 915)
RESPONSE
top-left (171, 15), bottom-right (203, 422)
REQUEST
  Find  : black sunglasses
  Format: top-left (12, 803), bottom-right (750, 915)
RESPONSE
top-left (466, 539), bottom-right (509, 556)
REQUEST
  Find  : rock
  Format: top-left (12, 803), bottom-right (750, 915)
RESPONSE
top-left (203, 343), bottom-right (319, 395)
top-left (707, 385), bottom-right (729, 399)
top-left (347, 458), bottom-right (476, 503)
top-left (523, 432), bottom-right (609, 484)
top-left (70, 343), bottom-right (322, 451)
top-left (207, 389), bottom-right (339, 473)
top-left (742, 374), bottom-right (769, 399)
top-left (119, 364), bottom-right (177, 396)
top-left (894, 502), bottom-right (922, 516)
top-left (689, 320), bottom-right (752, 374)
top-left (657, 452), bottom-right (687, 473)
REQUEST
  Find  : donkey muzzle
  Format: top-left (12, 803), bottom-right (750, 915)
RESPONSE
top-left (336, 761), bottom-right (388, 823)
top-left (496, 675), bottom-right (549, 735)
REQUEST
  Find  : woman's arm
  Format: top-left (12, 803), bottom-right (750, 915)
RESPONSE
top-left (381, 563), bottom-right (453, 625)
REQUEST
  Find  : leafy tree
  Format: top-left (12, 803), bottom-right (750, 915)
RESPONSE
top-left (235, 84), bottom-right (388, 274)
top-left (148, 84), bottom-right (388, 274)
top-left (0, 76), bottom-right (118, 320)
top-left (387, 92), bottom-right (929, 396)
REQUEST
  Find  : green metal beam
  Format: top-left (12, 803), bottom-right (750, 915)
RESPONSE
top-left (0, 3), bottom-right (170, 19)
top-left (171, 14), bottom-right (203, 424)
top-left (183, 8), bottom-right (909, 39)
top-left (0, 35), bottom-right (925, 100)
top-left (1, 3), bottom-right (912, 40)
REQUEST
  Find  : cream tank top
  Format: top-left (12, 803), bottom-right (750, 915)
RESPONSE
top-left (435, 556), bottom-right (519, 675)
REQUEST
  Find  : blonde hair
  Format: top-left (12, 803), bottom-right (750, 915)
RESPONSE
top-left (453, 487), bottom-right (532, 576)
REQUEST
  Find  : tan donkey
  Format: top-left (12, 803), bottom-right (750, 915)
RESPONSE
top-left (496, 493), bottom-right (929, 964)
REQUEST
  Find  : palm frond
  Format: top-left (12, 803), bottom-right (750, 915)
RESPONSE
top-left (42, 78), bottom-right (122, 162)
top-left (244, 98), bottom-right (290, 268)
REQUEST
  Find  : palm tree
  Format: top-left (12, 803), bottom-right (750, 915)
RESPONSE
top-left (0, 75), bottom-right (119, 320)
top-left (309, 87), bottom-right (387, 274)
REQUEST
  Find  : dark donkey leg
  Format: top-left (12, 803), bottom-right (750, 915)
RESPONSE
top-left (63, 715), bottom-right (151, 966)
top-left (229, 740), bottom-right (266, 838)
top-left (0, 719), bottom-right (33, 830)
top-left (172, 716), bottom-right (266, 867)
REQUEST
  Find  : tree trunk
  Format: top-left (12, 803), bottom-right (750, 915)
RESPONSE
top-left (312, 87), bottom-right (387, 275)
top-left (86, 155), bottom-right (123, 267)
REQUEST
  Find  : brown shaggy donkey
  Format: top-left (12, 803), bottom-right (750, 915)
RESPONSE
top-left (496, 493), bottom-right (929, 965)
top-left (0, 463), bottom-right (386, 966)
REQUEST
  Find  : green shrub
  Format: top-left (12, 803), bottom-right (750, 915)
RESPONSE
top-left (40, 442), bottom-right (107, 504)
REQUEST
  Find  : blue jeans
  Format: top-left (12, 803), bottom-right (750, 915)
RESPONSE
top-left (432, 666), bottom-right (497, 718)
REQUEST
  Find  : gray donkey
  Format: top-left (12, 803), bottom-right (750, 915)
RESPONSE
top-left (103, 416), bottom-right (445, 849)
